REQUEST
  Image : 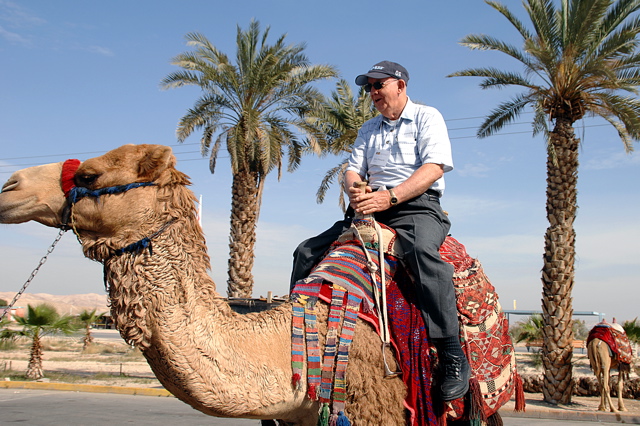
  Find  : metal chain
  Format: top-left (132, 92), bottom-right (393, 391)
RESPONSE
top-left (0, 228), bottom-right (67, 321)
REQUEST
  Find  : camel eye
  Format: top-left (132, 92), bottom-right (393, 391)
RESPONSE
top-left (76, 174), bottom-right (98, 187)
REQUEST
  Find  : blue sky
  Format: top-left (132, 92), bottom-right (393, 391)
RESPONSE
top-left (0, 0), bottom-right (638, 324)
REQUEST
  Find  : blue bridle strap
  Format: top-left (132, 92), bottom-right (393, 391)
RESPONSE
top-left (64, 180), bottom-right (174, 257)
top-left (67, 182), bottom-right (155, 205)
top-left (114, 219), bottom-right (176, 256)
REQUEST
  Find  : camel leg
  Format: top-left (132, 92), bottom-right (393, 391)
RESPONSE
top-left (601, 365), bottom-right (617, 413)
top-left (592, 340), bottom-right (616, 412)
top-left (596, 372), bottom-right (608, 411)
top-left (593, 359), bottom-right (609, 411)
top-left (616, 372), bottom-right (627, 412)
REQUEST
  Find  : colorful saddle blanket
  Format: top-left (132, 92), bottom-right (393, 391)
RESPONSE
top-left (291, 223), bottom-right (521, 426)
top-left (442, 238), bottom-right (521, 422)
top-left (587, 324), bottom-right (633, 364)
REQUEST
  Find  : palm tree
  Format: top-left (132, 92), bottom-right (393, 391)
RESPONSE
top-left (300, 79), bottom-right (378, 211)
top-left (15, 304), bottom-right (77, 379)
top-left (448, 0), bottom-right (640, 404)
top-left (161, 20), bottom-right (337, 297)
top-left (77, 309), bottom-right (102, 351)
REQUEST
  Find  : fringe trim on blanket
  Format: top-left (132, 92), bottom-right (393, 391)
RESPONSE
top-left (330, 292), bottom-right (361, 423)
top-left (319, 285), bottom-right (346, 402)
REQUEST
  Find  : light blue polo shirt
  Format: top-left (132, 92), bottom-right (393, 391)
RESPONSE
top-left (346, 98), bottom-right (454, 196)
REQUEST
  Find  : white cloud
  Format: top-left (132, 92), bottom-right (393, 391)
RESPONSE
top-left (0, 24), bottom-right (28, 44)
top-left (582, 150), bottom-right (639, 171)
top-left (84, 45), bottom-right (114, 57)
top-left (574, 225), bottom-right (640, 270)
top-left (445, 194), bottom-right (515, 217)
top-left (0, 1), bottom-right (45, 27)
top-left (455, 162), bottom-right (492, 178)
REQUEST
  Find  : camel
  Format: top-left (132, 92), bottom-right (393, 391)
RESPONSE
top-left (0, 144), bottom-right (513, 425)
top-left (0, 144), bottom-right (407, 424)
top-left (587, 326), bottom-right (631, 413)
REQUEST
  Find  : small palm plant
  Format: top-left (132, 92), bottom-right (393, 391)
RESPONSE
top-left (623, 317), bottom-right (640, 343)
top-left (515, 314), bottom-right (544, 345)
top-left (15, 304), bottom-right (77, 379)
top-left (77, 309), bottom-right (103, 351)
top-left (0, 317), bottom-right (24, 350)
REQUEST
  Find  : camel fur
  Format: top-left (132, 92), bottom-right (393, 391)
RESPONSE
top-left (0, 144), bottom-right (407, 425)
top-left (587, 337), bottom-right (629, 413)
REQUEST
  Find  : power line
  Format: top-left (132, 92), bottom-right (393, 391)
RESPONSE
top-left (0, 114), bottom-right (516, 165)
top-left (0, 122), bottom-right (615, 175)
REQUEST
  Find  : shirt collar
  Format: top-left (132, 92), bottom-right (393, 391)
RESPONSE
top-left (379, 97), bottom-right (415, 125)
top-left (399, 97), bottom-right (416, 122)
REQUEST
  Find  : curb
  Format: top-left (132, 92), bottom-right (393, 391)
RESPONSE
top-left (0, 380), bottom-right (172, 397)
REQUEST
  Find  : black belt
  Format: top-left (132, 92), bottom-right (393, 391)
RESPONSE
top-left (426, 189), bottom-right (440, 198)
top-left (425, 189), bottom-right (440, 204)
top-left (373, 187), bottom-right (440, 202)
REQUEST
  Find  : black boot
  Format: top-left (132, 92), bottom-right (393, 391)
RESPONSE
top-left (440, 352), bottom-right (470, 401)
top-left (435, 336), bottom-right (471, 401)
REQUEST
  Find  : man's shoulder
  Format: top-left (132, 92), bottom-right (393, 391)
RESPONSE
top-left (412, 102), bottom-right (442, 116)
top-left (404, 99), bottom-right (443, 121)
top-left (360, 115), bottom-right (382, 132)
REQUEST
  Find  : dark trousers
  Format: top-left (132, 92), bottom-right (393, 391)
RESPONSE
top-left (290, 191), bottom-right (458, 339)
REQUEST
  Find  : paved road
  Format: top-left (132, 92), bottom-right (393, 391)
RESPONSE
top-left (0, 388), bottom-right (258, 425)
top-left (10, 327), bottom-right (619, 424)
top-left (90, 328), bottom-right (126, 343)
top-left (0, 388), bottom-right (627, 425)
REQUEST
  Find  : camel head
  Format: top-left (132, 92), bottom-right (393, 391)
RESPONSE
top-left (0, 161), bottom-right (67, 227)
top-left (0, 144), bottom-right (195, 259)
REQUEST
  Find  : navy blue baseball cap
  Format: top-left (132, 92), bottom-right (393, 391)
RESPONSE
top-left (355, 61), bottom-right (409, 85)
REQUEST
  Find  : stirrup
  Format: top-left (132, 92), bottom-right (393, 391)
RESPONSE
top-left (383, 342), bottom-right (402, 378)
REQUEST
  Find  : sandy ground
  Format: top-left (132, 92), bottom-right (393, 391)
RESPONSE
top-left (1, 352), bottom-right (159, 387)
top-left (0, 332), bottom-right (161, 388)
top-left (506, 349), bottom-right (640, 416)
top-left (504, 392), bottom-right (640, 415)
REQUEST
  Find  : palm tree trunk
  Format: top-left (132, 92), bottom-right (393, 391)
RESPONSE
top-left (83, 324), bottom-right (94, 350)
top-left (26, 332), bottom-right (44, 380)
top-left (227, 170), bottom-right (259, 297)
top-left (541, 118), bottom-right (578, 404)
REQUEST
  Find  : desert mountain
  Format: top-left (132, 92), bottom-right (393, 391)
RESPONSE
top-left (0, 292), bottom-right (109, 316)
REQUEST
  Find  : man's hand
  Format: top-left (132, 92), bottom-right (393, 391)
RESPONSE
top-left (348, 184), bottom-right (393, 215)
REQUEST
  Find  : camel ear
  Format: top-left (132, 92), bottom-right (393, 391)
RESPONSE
top-left (137, 145), bottom-right (175, 181)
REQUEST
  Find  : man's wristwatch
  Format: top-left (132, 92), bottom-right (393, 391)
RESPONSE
top-left (388, 189), bottom-right (398, 206)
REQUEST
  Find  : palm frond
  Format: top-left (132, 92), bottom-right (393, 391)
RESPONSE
top-left (525, 0), bottom-right (561, 56)
top-left (448, 67), bottom-right (536, 90)
top-left (478, 93), bottom-right (532, 137)
top-left (458, 34), bottom-right (534, 67)
top-left (487, 1), bottom-right (534, 40)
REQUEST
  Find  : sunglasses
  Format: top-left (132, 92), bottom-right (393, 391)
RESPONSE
top-left (363, 79), bottom-right (398, 93)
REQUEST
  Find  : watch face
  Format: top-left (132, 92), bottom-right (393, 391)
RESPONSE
top-left (391, 197), bottom-right (398, 204)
